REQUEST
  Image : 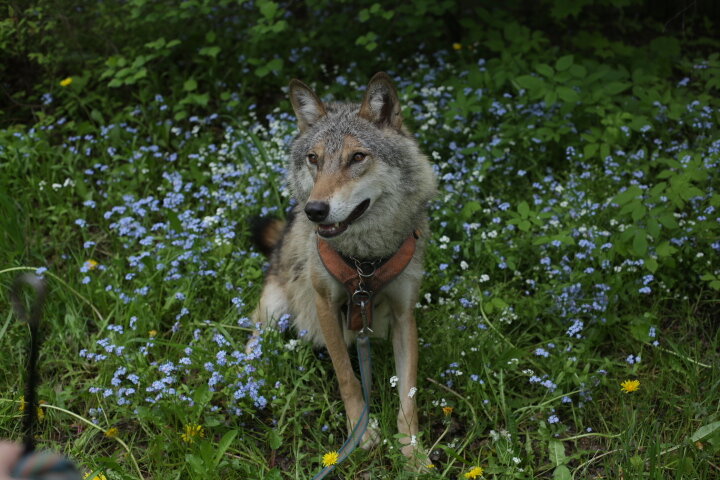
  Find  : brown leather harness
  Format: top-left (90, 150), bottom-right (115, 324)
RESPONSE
top-left (316, 231), bottom-right (418, 332)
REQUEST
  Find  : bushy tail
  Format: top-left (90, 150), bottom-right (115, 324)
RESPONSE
top-left (250, 216), bottom-right (286, 256)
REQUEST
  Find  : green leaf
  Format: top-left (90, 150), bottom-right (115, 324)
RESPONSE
top-left (604, 82), bottom-right (631, 96)
top-left (568, 64), bottom-right (587, 78)
top-left (259, 0), bottom-right (278, 19)
top-left (199, 46), bottom-right (221, 58)
top-left (656, 241), bottom-right (676, 257)
top-left (631, 203), bottom-right (646, 222)
top-left (690, 421), bottom-right (720, 443)
top-left (553, 465), bottom-right (571, 480)
top-left (515, 74), bottom-right (544, 91)
top-left (556, 86), bottom-right (579, 103)
top-left (657, 213), bottom-right (678, 229)
top-left (645, 257), bottom-right (657, 273)
top-left (555, 55), bottom-right (573, 71)
top-left (544, 90), bottom-right (558, 106)
top-left (268, 429), bottom-right (282, 450)
top-left (612, 186), bottom-right (642, 206)
top-left (518, 201), bottom-right (530, 218)
top-left (549, 440), bottom-right (566, 466)
top-left (183, 78), bottom-right (197, 91)
top-left (536, 63), bottom-right (554, 78)
top-left (214, 430), bottom-right (238, 466)
top-left (633, 230), bottom-right (648, 257)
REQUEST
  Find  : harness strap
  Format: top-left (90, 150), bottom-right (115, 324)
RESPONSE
top-left (317, 231), bottom-right (418, 330)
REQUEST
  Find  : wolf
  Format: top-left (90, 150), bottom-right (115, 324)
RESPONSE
top-left (249, 72), bottom-right (437, 461)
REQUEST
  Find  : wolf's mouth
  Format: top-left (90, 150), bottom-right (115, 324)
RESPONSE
top-left (317, 199), bottom-right (371, 238)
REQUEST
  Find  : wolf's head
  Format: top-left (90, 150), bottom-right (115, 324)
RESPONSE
top-left (287, 73), bottom-right (436, 256)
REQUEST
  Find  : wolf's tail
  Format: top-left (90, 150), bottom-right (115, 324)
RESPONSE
top-left (250, 216), bottom-right (286, 256)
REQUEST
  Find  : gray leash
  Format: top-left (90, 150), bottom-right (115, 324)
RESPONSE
top-left (311, 333), bottom-right (372, 479)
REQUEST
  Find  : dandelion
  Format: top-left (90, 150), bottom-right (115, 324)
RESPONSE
top-left (180, 423), bottom-right (205, 443)
top-left (442, 406), bottom-right (453, 416)
top-left (148, 330), bottom-right (158, 337)
top-left (105, 427), bottom-right (119, 438)
top-left (18, 396), bottom-right (44, 420)
top-left (452, 43), bottom-right (462, 50)
top-left (83, 472), bottom-right (107, 480)
top-left (60, 77), bottom-right (73, 87)
top-left (464, 466), bottom-right (484, 478)
top-left (86, 259), bottom-right (99, 270)
top-left (620, 379), bottom-right (640, 393)
top-left (426, 463), bottom-right (435, 469)
top-left (321, 451), bottom-right (339, 467)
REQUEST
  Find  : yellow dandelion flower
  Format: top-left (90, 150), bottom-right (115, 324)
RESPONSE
top-left (148, 329), bottom-right (158, 337)
top-left (426, 463), bottom-right (436, 469)
top-left (180, 423), bottom-right (205, 443)
top-left (19, 397), bottom-right (44, 420)
top-left (60, 77), bottom-right (73, 87)
top-left (105, 427), bottom-right (119, 438)
top-left (83, 472), bottom-right (107, 480)
top-left (86, 259), bottom-right (99, 270)
top-left (452, 43), bottom-right (462, 50)
top-left (464, 466), bottom-right (484, 478)
top-left (442, 406), bottom-right (454, 416)
top-left (620, 379), bottom-right (640, 393)
top-left (322, 451), bottom-right (339, 467)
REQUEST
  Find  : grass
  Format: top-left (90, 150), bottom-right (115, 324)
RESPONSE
top-left (1, 40), bottom-right (720, 480)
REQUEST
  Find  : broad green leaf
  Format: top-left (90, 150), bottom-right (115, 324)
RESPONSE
top-left (633, 230), bottom-right (648, 257)
top-left (536, 63), bottom-right (554, 78)
top-left (645, 257), bottom-right (657, 273)
top-left (268, 429), bottom-right (282, 450)
top-left (604, 82), bottom-right (631, 96)
top-left (656, 241), bottom-right (676, 257)
top-left (199, 46), bottom-right (221, 58)
top-left (515, 74), bottom-right (544, 91)
top-left (214, 430), bottom-right (238, 466)
top-left (549, 440), bottom-right (566, 466)
top-left (556, 86), bottom-right (579, 103)
top-left (518, 201), bottom-right (530, 218)
top-left (183, 78), bottom-right (197, 91)
top-left (553, 465), bottom-right (571, 480)
top-left (555, 55), bottom-right (573, 71)
top-left (690, 421), bottom-right (720, 443)
top-left (612, 186), bottom-right (642, 206)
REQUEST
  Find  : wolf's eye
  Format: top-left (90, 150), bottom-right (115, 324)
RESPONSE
top-left (351, 152), bottom-right (367, 163)
top-left (307, 153), bottom-right (318, 165)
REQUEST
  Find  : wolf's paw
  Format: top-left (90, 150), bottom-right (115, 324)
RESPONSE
top-left (359, 418), bottom-right (381, 450)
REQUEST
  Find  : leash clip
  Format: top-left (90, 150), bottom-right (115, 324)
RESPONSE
top-left (357, 300), bottom-right (373, 337)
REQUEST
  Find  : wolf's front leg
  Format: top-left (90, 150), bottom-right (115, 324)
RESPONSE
top-left (391, 307), bottom-right (421, 460)
top-left (314, 293), bottom-right (379, 448)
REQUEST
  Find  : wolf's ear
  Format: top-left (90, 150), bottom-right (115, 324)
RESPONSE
top-left (358, 72), bottom-right (402, 129)
top-left (289, 79), bottom-right (326, 132)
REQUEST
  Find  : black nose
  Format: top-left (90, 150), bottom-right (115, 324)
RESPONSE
top-left (304, 201), bottom-right (329, 222)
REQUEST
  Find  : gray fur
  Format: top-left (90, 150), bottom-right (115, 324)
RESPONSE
top-left (287, 97), bottom-right (436, 259)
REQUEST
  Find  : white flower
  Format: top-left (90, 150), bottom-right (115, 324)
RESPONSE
top-left (408, 387), bottom-right (417, 398)
top-left (460, 260), bottom-right (469, 270)
top-left (389, 375), bottom-right (398, 388)
top-left (479, 274), bottom-right (490, 283)
top-left (410, 435), bottom-right (417, 446)
top-left (283, 339), bottom-right (299, 351)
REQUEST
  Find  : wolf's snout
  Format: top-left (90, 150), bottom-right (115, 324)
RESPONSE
top-left (304, 201), bottom-right (330, 222)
